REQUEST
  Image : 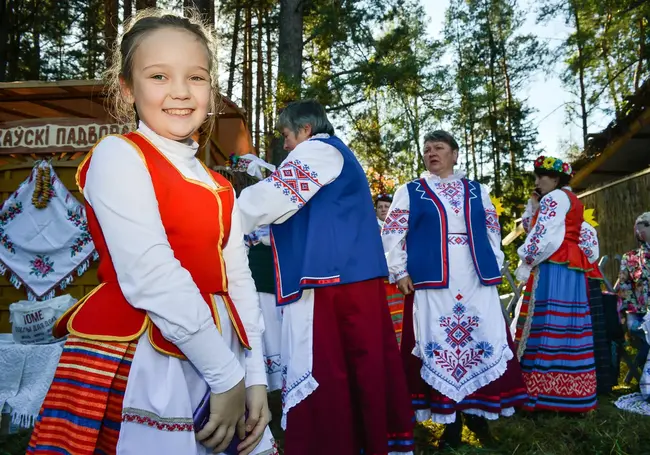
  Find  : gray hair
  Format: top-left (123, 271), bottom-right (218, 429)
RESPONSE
top-left (424, 130), bottom-right (459, 151)
top-left (277, 100), bottom-right (335, 136)
top-left (636, 212), bottom-right (650, 226)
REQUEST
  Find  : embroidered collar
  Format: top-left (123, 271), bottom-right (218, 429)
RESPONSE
top-left (420, 170), bottom-right (466, 183)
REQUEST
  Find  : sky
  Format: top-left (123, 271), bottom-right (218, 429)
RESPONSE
top-left (422, 0), bottom-right (610, 161)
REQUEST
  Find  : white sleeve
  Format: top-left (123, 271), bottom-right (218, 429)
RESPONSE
top-left (480, 185), bottom-right (505, 270)
top-left (222, 199), bottom-right (267, 388)
top-left (515, 189), bottom-right (570, 281)
top-left (521, 199), bottom-right (537, 234)
top-left (237, 138), bottom-right (344, 234)
top-left (382, 184), bottom-right (410, 283)
top-left (84, 136), bottom-right (244, 394)
top-left (579, 222), bottom-right (600, 264)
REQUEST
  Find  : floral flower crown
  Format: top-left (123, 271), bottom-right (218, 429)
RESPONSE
top-left (534, 155), bottom-right (574, 178)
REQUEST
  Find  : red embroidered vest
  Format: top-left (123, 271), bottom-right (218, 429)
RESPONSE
top-left (54, 132), bottom-right (250, 357)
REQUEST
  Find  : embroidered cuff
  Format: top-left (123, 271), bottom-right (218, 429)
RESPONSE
top-left (515, 264), bottom-right (532, 282)
top-left (391, 269), bottom-right (409, 284)
top-left (244, 334), bottom-right (268, 388)
top-left (175, 323), bottom-right (245, 394)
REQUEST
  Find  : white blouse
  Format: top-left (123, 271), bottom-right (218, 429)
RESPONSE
top-left (237, 134), bottom-right (344, 235)
top-left (84, 122), bottom-right (265, 394)
top-left (382, 171), bottom-right (504, 283)
top-left (515, 188), bottom-right (600, 281)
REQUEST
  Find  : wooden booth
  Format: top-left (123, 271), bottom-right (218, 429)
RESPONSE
top-left (0, 80), bottom-right (254, 332)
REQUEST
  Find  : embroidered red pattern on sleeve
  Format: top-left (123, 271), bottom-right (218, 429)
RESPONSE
top-left (522, 196), bottom-right (558, 265)
top-left (485, 208), bottom-right (500, 234)
top-left (265, 159), bottom-right (322, 208)
top-left (382, 209), bottom-right (409, 235)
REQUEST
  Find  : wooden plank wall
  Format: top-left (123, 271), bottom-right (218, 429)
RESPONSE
top-left (580, 169), bottom-right (650, 283)
top-left (0, 159), bottom-right (99, 333)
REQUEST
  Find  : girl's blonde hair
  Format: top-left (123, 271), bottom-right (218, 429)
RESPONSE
top-left (105, 8), bottom-right (220, 138)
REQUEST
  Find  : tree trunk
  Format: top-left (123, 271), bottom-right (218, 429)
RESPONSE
top-left (497, 18), bottom-right (515, 178)
top-left (104, 0), bottom-right (119, 66)
top-left (0, 0), bottom-right (9, 81)
top-left (273, 0), bottom-right (305, 165)
top-left (634, 14), bottom-right (645, 91)
top-left (124, 0), bottom-right (133, 21)
top-left (241, 7), bottom-right (250, 125)
top-left (255, 8), bottom-right (264, 153)
top-left (571, 0), bottom-right (589, 148)
top-left (29, 0), bottom-right (41, 79)
top-left (226, 0), bottom-right (241, 100)
top-left (601, 12), bottom-right (621, 116)
top-left (264, 6), bottom-right (274, 161)
top-left (484, 0), bottom-right (501, 194)
top-left (246, 6), bottom-right (254, 129)
top-left (136, 0), bottom-right (155, 10)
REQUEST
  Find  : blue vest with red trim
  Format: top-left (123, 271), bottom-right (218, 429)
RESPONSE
top-left (270, 136), bottom-right (388, 305)
top-left (405, 178), bottom-right (502, 289)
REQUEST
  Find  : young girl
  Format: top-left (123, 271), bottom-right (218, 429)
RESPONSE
top-left (27, 10), bottom-right (276, 455)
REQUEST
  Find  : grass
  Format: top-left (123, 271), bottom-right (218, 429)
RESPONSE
top-left (5, 387), bottom-right (650, 455)
top-left (5, 368), bottom-right (650, 455)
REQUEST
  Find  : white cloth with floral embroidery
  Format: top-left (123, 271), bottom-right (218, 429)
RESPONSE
top-left (0, 162), bottom-right (96, 300)
top-left (382, 171), bottom-right (513, 423)
top-left (237, 134), bottom-right (344, 428)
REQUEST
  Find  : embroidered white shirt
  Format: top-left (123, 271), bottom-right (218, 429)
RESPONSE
top-left (382, 172), bottom-right (504, 283)
top-left (237, 134), bottom-right (344, 234)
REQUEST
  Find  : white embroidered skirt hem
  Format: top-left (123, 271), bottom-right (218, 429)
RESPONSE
top-left (116, 295), bottom-right (276, 455)
top-left (411, 241), bottom-right (512, 403)
top-left (279, 289), bottom-right (318, 429)
top-left (259, 292), bottom-right (283, 392)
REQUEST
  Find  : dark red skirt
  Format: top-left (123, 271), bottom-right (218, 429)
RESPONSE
top-left (401, 293), bottom-right (528, 421)
top-left (284, 278), bottom-right (415, 455)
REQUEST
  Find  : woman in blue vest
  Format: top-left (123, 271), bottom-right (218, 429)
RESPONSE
top-left (237, 100), bottom-right (414, 455)
top-left (382, 131), bottom-right (528, 450)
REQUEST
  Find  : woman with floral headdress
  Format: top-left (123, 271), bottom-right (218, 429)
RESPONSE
top-left (512, 155), bottom-right (601, 414)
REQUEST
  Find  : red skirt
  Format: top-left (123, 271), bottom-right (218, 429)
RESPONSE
top-left (284, 278), bottom-right (415, 455)
top-left (27, 337), bottom-right (136, 455)
top-left (401, 293), bottom-right (528, 421)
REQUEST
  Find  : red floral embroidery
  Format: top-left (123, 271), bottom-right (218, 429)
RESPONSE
top-left (382, 209), bottom-right (409, 235)
top-left (122, 412), bottom-right (193, 432)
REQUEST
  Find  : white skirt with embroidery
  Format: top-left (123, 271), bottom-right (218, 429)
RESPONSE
top-left (259, 292), bottom-right (283, 392)
top-left (411, 236), bottom-right (513, 403)
top-left (116, 295), bottom-right (276, 455)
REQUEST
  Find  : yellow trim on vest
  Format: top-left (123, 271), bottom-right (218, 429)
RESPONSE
top-left (66, 283), bottom-right (150, 342)
top-left (222, 294), bottom-right (251, 350)
top-left (210, 294), bottom-right (222, 334)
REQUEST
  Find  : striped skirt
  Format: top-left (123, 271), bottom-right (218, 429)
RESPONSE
top-left (384, 280), bottom-right (404, 347)
top-left (514, 262), bottom-right (597, 413)
top-left (27, 336), bottom-right (136, 455)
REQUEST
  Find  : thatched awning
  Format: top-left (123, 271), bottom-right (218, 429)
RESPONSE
top-left (571, 78), bottom-right (650, 192)
top-left (503, 78), bottom-right (650, 246)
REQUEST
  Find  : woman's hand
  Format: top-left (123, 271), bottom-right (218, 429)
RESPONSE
top-left (397, 276), bottom-right (414, 295)
top-left (237, 385), bottom-right (271, 455)
top-left (530, 191), bottom-right (541, 212)
top-left (196, 379), bottom-right (246, 452)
